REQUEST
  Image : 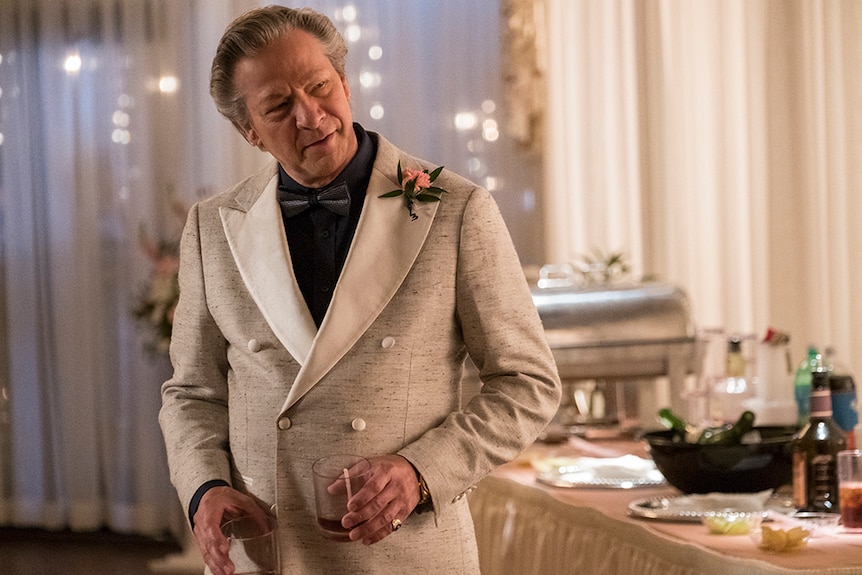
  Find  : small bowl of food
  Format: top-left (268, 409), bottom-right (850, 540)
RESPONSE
top-left (751, 524), bottom-right (812, 552)
top-left (788, 511), bottom-right (841, 538)
top-left (701, 509), bottom-right (762, 535)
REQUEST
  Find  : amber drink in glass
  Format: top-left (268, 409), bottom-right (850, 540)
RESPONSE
top-left (839, 450), bottom-right (862, 531)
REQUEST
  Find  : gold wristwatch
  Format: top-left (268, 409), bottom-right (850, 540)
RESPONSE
top-left (416, 473), bottom-right (432, 513)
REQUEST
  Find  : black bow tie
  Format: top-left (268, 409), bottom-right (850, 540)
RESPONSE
top-left (277, 182), bottom-right (351, 217)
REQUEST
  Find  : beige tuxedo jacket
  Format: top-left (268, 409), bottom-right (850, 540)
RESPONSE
top-left (159, 133), bottom-right (561, 574)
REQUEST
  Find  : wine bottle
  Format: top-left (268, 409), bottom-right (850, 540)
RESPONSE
top-left (698, 410), bottom-right (755, 445)
top-left (656, 408), bottom-right (698, 442)
top-left (792, 369), bottom-right (847, 512)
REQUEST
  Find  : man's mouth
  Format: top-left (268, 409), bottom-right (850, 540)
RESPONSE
top-left (304, 132), bottom-right (333, 151)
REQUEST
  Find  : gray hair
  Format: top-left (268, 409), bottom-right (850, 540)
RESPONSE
top-left (210, 5), bottom-right (348, 134)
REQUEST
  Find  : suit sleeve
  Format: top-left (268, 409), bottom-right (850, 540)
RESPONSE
top-left (397, 187), bottom-right (562, 520)
top-left (159, 203), bottom-right (233, 519)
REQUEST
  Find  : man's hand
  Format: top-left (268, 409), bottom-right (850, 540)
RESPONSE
top-left (341, 454), bottom-right (422, 545)
top-left (192, 485), bottom-right (271, 575)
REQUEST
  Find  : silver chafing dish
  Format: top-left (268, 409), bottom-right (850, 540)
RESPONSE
top-left (531, 265), bottom-right (699, 435)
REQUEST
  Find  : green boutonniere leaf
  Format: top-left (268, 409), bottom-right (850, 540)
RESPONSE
top-left (428, 166), bottom-right (444, 181)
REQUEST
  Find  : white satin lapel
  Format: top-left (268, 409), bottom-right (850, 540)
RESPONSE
top-left (281, 147), bottom-right (438, 412)
top-left (220, 174), bottom-right (317, 365)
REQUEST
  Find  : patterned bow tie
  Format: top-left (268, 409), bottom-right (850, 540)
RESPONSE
top-left (277, 182), bottom-right (351, 218)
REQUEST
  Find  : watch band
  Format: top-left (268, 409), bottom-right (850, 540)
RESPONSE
top-left (415, 472), bottom-right (432, 513)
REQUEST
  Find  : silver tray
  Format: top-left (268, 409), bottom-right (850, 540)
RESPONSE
top-left (627, 494), bottom-right (796, 522)
top-left (534, 455), bottom-right (667, 489)
top-left (537, 472), bottom-right (666, 489)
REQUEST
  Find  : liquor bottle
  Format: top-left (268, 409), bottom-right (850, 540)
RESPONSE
top-left (726, 335), bottom-right (746, 378)
top-left (824, 346), bottom-right (859, 449)
top-left (710, 335), bottom-right (752, 422)
top-left (794, 346), bottom-right (821, 427)
top-left (792, 369), bottom-right (848, 512)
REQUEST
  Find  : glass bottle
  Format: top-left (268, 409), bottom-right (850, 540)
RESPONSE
top-left (824, 346), bottom-right (858, 449)
top-left (726, 335), bottom-right (746, 378)
top-left (710, 335), bottom-right (751, 423)
top-left (794, 346), bottom-right (821, 427)
top-left (656, 408), bottom-right (699, 443)
top-left (792, 369), bottom-right (848, 512)
top-left (698, 410), bottom-right (755, 445)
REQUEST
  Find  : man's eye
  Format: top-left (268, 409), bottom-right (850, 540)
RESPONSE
top-left (268, 101), bottom-right (289, 114)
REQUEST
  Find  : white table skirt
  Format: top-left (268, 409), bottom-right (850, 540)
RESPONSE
top-left (469, 440), bottom-right (862, 575)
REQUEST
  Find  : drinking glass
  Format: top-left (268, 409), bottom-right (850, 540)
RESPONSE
top-left (312, 454), bottom-right (371, 542)
top-left (220, 515), bottom-right (280, 575)
top-left (838, 449), bottom-right (862, 531)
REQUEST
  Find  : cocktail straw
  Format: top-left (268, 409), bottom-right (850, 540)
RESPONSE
top-left (343, 468), bottom-right (353, 499)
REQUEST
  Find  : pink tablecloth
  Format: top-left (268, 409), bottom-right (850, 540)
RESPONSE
top-left (469, 437), bottom-right (862, 575)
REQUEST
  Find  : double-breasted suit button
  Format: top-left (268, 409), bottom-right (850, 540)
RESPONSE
top-left (277, 417), bottom-right (291, 430)
top-left (247, 339), bottom-right (261, 353)
top-left (351, 418), bottom-right (367, 431)
top-left (381, 336), bottom-right (396, 349)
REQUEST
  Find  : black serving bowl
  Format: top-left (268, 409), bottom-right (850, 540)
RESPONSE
top-left (642, 426), bottom-right (797, 494)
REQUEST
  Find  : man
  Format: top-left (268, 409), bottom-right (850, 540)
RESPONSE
top-left (159, 5), bottom-right (561, 575)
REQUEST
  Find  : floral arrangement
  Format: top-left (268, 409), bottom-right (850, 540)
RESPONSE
top-left (575, 249), bottom-right (631, 284)
top-left (132, 228), bottom-right (180, 354)
top-left (379, 161), bottom-right (447, 220)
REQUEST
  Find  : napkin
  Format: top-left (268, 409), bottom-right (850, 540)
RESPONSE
top-left (678, 489), bottom-right (774, 513)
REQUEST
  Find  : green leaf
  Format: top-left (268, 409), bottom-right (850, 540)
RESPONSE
top-left (379, 189), bottom-right (404, 198)
top-left (396, 161), bottom-right (403, 185)
top-left (416, 193), bottom-right (442, 203)
top-left (427, 186), bottom-right (447, 195)
top-left (428, 166), bottom-right (444, 181)
top-left (404, 179), bottom-right (416, 195)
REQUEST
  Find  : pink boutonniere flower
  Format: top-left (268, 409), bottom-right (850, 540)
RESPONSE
top-left (379, 161), bottom-right (447, 220)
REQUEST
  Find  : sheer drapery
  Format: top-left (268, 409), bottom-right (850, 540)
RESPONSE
top-left (0, 0), bottom-right (539, 537)
top-left (0, 0), bottom-right (261, 536)
top-left (539, 0), bottom-right (862, 376)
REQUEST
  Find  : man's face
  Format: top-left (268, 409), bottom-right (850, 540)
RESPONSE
top-left (235, 30), bottom-right (357, 189)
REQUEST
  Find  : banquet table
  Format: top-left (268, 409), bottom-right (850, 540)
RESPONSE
top-left (468, 436), bottom-right (862, 575)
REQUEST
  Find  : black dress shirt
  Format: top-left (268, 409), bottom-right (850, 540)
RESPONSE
top-left (277, 123), bottom-right (376, 326)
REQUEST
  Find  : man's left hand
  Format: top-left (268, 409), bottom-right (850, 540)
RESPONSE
top-left (340, 454), bottom-right (421, 545)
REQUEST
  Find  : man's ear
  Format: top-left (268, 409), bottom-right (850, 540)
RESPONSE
top-left (244, 126), bottom-right (266, 151)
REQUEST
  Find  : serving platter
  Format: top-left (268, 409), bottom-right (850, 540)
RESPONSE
top-left (533, 454), bottom-right (667, 489)
top-left (627, 494), bottom-right (796, 522)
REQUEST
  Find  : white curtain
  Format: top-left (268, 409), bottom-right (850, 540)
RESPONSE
top-left (0, 0), bottom-right (537, 537)
top-left (0, 0), bottom-right (263, 537)
top-left (539, 0), bottom-right (862, 379)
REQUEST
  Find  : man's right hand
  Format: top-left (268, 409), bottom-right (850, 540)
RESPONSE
top-left (192, 485), bottom-right (271, 575)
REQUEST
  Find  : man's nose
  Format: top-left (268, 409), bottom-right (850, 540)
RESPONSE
top-left (295, 96), bottom-right (323, 129)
